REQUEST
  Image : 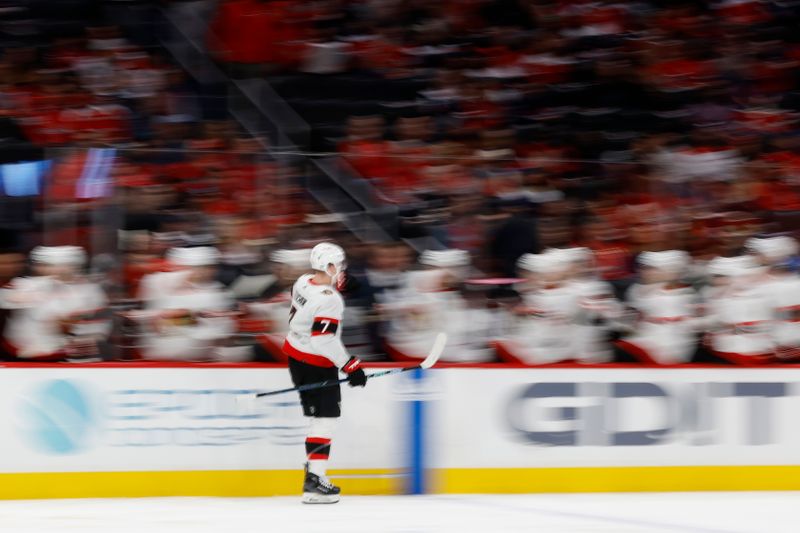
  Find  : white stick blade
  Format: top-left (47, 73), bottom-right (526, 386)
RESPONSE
top-left (420, 332), bottom-right (447, 369)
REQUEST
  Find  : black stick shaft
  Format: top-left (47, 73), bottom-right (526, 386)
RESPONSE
top-left (255, 366), bottom-right (416, 398)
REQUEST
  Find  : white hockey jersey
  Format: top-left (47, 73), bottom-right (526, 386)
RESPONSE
top-left (571, 279), bottom-right (622, 363)
top-left (283, 274), bottom-right (350, 368)
top-left (383, 270), bottom-right (495, 363)
top-left (504, 283), bottom-right (579, 364)
top-left (138, 270), bottom-right (235, 361)
top-left (0, 276), bottom-right (108, 358)
top-left (622, 282), bottom-right (698, 364)
top-left (760, 273), bottom-right (800, 356)
top-left (705, 284), bottom-right (774, 356)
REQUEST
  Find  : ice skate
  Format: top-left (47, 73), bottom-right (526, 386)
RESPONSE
top-left (302, 470), bottom-right (341, 504)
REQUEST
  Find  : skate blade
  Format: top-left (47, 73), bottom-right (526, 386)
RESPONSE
top-left (302, 492), bottom-right (340, 504)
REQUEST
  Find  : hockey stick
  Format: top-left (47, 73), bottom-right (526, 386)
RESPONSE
top-left (254, 332), bottom-right (447, 398)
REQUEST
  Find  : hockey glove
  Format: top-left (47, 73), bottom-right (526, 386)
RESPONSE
top-left (342, 357), bottom-right (367, 387)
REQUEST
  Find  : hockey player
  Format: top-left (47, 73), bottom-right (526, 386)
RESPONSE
top-left (0, 246), bottom-right (109, 360)
top-left (618, 250), bottom-right (699, 364)
top-left (137, 246), bottom-right (237, 361)
top-left (703, 255), bottom-right (774, 364)
top-left (561, 247), bottom-right (624, 363)
top-left (746, 236), bottom-right (800, 360)
top-left (494, 249), bottom-right (580, 364)
top-left (382, 249), bottom-right (495, 363)
top-left (282, 242), bottom-right (367, 504)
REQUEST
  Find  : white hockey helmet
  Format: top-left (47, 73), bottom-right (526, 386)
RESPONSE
top-left (745, 236), bottom-right (767, 254)
top-left (310, 242), bottom-right (346, 274)
top-left (30, 245), bottom-right (86, 266)
top-left (517, 250), bottom-right (564, 274)
top-left (167, 246), bottom-right (220, 267)
top-left (271, 248), bottom-right (312, 268)
top-left (516, 253), bottom-right (537, 273)
top-left (419, 249), bottom-right (471, 268)
top-left (638, 250), bottom-right (689, 273)
top-left (708, 255), bottom-right (764, 278)
top-left (775, 236), bottom-right (799, 258)
top-left (746, 236), bottom-right (798, 263)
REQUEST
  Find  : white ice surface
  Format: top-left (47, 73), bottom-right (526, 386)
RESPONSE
top-left (0, 492), bottom-right (798, 533)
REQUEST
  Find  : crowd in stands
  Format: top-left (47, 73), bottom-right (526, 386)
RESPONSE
top-left (208, 0), bottom-right (800, 263)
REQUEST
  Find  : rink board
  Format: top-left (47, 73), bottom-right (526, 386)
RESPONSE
top-left (2, 365), bottom-right (800, 498)
top-left (0, 367), bottom-right (408, 498)
top-left (429, 368), bottom-right (800, 493)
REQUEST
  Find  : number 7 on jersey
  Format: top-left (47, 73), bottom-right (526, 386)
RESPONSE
top-left (311, 317), bottom-right (339, 336)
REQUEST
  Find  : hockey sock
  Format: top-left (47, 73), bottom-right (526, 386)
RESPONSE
top-left (306, 417), bottom-right (337, 478)
top-left (306, 438), bottom-right (331, 476)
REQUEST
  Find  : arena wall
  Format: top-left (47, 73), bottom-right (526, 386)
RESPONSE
top-left (0, 364), bottom-right (798, 498)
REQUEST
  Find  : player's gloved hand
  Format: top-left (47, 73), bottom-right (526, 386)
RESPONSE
top-left (342, 357), bottom-right (367, 387)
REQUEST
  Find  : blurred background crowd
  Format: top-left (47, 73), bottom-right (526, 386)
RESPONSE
top-left (1, 0), bottom-right (800, 365)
